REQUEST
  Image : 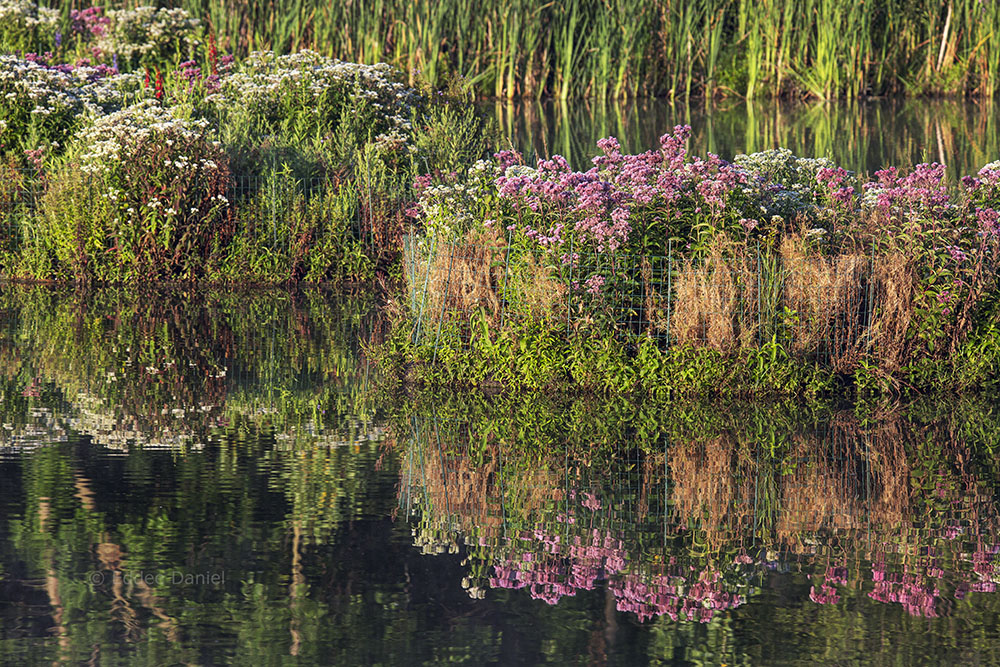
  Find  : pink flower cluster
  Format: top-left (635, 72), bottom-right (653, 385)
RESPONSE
top-left (70, 7), bottom-right (109, 39)
top-left (863, 163), bottom-right (951, 219)
top-left (961, 162), bottom-right (1000, 195)
top-left (977, 207), bottom-right (999, 238)
top-left (173, 59), bottom-right (227, 96)
top-left (816, 166), bottom-right (856, 206)
top-left (493, 125), bottom-right (757, 255)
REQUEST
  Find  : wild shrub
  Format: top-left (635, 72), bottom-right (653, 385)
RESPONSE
top-left (407, 127), bottom-right (1000, 383)
top-left (34, 100), bottom-right (230, 282)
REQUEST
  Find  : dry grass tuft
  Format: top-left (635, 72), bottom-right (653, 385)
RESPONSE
top-left (406, 230), bottom-right (569, 334)
top-left (780, 235), bottom-right (868, 370)
top-left (868, 253), bottom-right (918, 371)
top-left (405, 229), bottom-right (507, 330)
top-left (669, 241), bottom-right (759, 351)
top-left (505, 251), bottom-right (567, 321)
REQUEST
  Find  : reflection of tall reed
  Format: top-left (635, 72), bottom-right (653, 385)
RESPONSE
top-left (497, 98), bottom-right (1000, 181)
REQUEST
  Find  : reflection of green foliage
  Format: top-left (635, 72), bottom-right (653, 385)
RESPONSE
top-left (380, 317), bottom-right (839, 398)
top-left (0, 285), bottom-right (384, 448)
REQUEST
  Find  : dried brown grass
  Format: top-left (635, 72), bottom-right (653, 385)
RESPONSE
top-left (867, 253), bottom-right (918, 371)
top-left (505, 251), bottom-right (567, 320)
top-left (405, 230), bottom-right (567, 331)
top-left (668, 235), bottom-right (921, 369)
top-left (405, 229), bottom-right (505, 328)
top-left (780, 236), bottom-right (867, 370)
top-left (669, 241), bottom-right (759, 352)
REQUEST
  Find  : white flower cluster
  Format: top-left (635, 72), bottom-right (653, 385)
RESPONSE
top-left (75, 99), bottom-right (213, 175)
top-left (206, 50), bottom-right (417, 135)
top-left (417, 160), bottom-right (498, 241)
top-left (0, 55), bottom-right (140, 121)
top-left (734, 148), bottom-right (837, 188)
top-left (0, 0), bottom-right (58, 31)
top-left (502, 164), bottom-right (537, 179)
top-left (373, 129), bottom-right (416, 155)
top-left (981, 160), bottom-right (1000, 176)
top-left (735, 148), bottom-right (843, 215)
top-left (97, 6), bottom-right (200, 62)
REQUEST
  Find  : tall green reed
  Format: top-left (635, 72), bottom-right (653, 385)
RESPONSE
top-left (30, 1), bottom-right (1000, 99)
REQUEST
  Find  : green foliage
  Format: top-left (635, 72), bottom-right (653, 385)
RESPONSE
top-left (383, 314), bottom-right (839, 398)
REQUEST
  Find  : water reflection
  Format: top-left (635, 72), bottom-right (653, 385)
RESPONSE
top-left (492, 98), bottom-right (1000, 179)
top-left (398, 398), bottom-right (1000, 660)
top-left (0, 286), bottom-right (385, 453)
top-left (2, 287), bottom-right (1000, 663)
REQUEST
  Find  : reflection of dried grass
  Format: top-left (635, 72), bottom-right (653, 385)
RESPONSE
top-left (781, 236), bottom-right (867, 370)
top-left (669, 435), bottom-right (756, 547)
top-left (775, 429), bottom-right (867, 543)
top-left (866, 414), bottom-right (911, 528)
top-left (400, 433), bottom-right (566, 536)
top-left (667, 416), bottom-right (922, 552)
top-left (670, 242), bottom-right (758, 352)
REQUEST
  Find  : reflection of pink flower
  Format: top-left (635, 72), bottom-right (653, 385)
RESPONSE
top-left (810, 584), bottom-right (840, 605)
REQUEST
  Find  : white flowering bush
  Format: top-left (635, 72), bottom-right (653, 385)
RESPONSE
top-left (205, 50), bottom-right (418, 164)
top-left (0, 0), bottom-right (58, 53)
top-left (0, 55), bottom-right (142, 155)
top-left (97, 6), bottom-right (201, 68)
top-left (36, 100), bottom-right (231, 281)
top-left (733, 148), bottom-right (846, 214)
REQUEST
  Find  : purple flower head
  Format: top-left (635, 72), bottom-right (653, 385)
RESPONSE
top-left (977, 207), bottom-right (999, 237)
top-left (493, 150), bottom-right (523, 171)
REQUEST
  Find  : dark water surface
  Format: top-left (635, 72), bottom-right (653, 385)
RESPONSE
top-left (491, 98), bottom-right (1000, 179)
top-left (2, 286), bottom-right (1000, 665)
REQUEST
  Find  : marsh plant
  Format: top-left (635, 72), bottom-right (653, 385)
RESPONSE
top-left (404, 127), bottom-right (1000, 390)
top-left (9, 0), bottom-right (1000, 99)
top-left (0, 34), bottom-right (495, 283)
top-left (26, 100), bottom-right (230, 281)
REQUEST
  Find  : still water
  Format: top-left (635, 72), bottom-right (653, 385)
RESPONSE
top-left (2, 287), bottom-right (1000, 664)
top-left (492, 98), bottom-right (1000, 179)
